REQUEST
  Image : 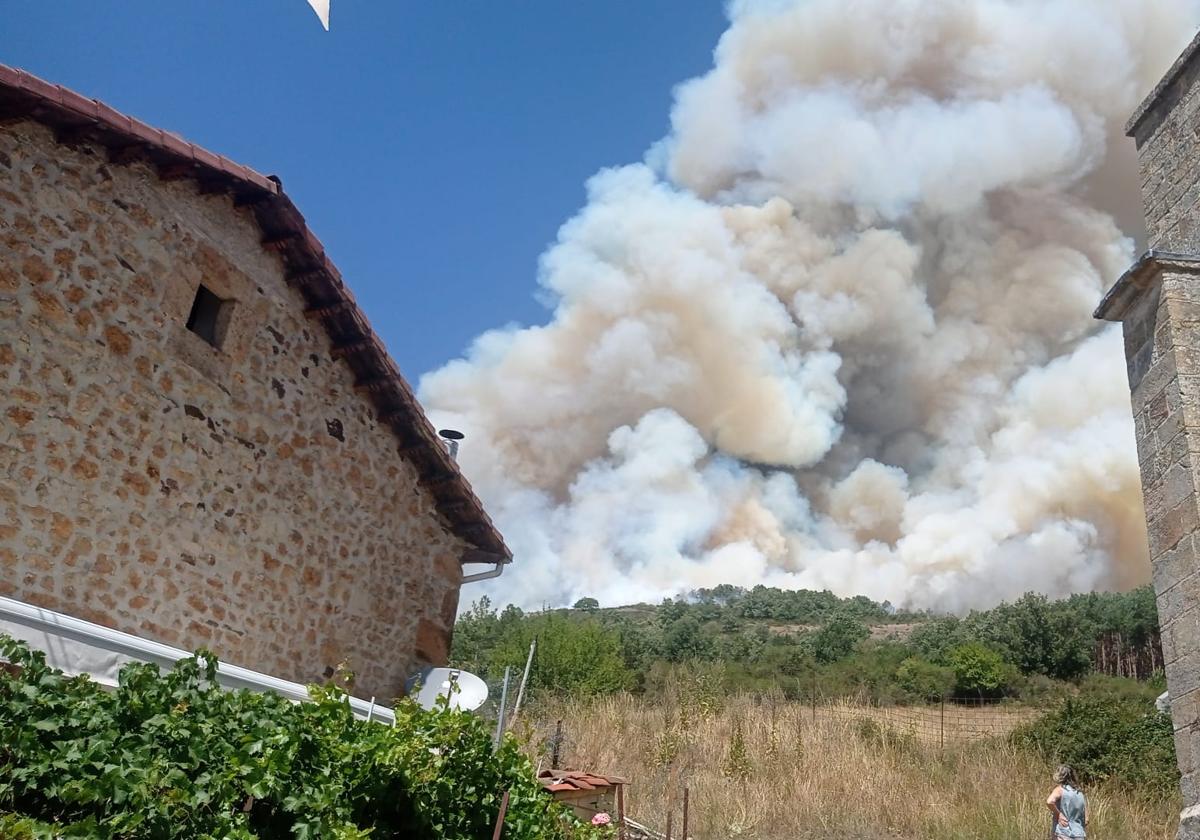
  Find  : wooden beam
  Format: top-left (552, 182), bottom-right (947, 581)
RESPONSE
top-left (0, 104), bottom-right (36, 125)
top-left (106, 144), bottom-right (144, 165)
top-left (285, 267), bottom-right (325, 286)
top-left (158, 161), bottom-right (196, 181)
top-left (304, 301), bottom-right (352, 320)
top-left (197, 180), bottom-right (230, 196)
top-left (377, 408), bottom-right (412, 426)
top-left (330, 339), bottom-right (370, 360)
top-left (461, 548), bottom-right (508, 566)
top-left (234, 191), bottom-right (272, 208)
top-left (261, 231), bottom-right (300, 250)
top-left (353, 376), bottom-right (391, 393)
top-left (54, 123), bottom-right (96, 145)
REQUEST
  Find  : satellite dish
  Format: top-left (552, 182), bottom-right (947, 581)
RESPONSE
top-left (407, 667), bottom-right (489, 712)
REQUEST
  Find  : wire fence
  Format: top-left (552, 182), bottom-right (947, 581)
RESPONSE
top-left (523, 696), bottom-right (1049, 839)
top-left (807, 696), bottom-right (1042, 747)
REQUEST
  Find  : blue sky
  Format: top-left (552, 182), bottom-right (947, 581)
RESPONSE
top-left (1, 1), bottom-right (728, 376)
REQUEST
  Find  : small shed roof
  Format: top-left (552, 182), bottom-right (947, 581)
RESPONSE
top-left (538, 769), bottom-right (627, 794)
top-left (0, 63), bottom-right (510, 565)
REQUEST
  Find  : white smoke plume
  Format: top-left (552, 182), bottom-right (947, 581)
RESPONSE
top-left (420, 0), bottom-right (1200, 612)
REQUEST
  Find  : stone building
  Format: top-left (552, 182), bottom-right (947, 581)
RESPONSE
top-left (1098, 31), bottom-right (1200, 838)
top-left (0, 65), bottom-right (511, 701)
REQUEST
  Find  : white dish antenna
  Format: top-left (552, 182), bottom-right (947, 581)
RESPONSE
top-left (408, 667), bottom-right (489, 712)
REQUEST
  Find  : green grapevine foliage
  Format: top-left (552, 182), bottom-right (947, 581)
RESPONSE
top-left (0, 636), bottom-right (603, 839)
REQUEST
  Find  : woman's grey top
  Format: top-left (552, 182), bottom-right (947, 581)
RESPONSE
top-left (1054, 784), bottom-right (1086, 838)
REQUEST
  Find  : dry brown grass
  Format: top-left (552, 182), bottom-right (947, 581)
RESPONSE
top-left (524, 694), bottom-right (1179, 840)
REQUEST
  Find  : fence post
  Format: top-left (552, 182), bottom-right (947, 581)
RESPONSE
top-left (492, 790), bottom-right (510, 840)
top-left (940, 698), bottom-right (945, 752)
top-left (617, 783), bottom-right (626, 840)
top-left (551, 719), bottom-right (563, 768)
top-left (682, 787), bottom-right (689, 840)
top-left (665, 810), bottom-right (673, 840)
top-left (493, 667), bottom-right (511, 748)
top-left (507, 638), bottom-right (537, 731)
top-left (811, 678), bottom-right (817, 724)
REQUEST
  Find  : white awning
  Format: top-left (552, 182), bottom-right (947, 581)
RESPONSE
top-left (0, 596), bottom-right (391, 724)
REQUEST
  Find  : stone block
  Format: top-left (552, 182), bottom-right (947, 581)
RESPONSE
top-left (1150, 494), bottom-right (1200, 558)
top-left (1160, 572), bottom-right (1200, 629)
top-left (1148, 464), bottom-right (1200, 522)
top-left (413, 618), bottom-right (449, 666)
top-left (1182, 805), bottom-right (1200, 840)
top-left (1157, 536), bottom-right (1200, 610)
top-left (1172, 648), bottom-right (1200, 702)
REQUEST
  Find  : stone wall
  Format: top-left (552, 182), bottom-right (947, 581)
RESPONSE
top-left (1115, 262), bottom-right (1200, 828)
top-left (1130, 34), bottom-right (1200, 250)
top-left (0, 121), bottom-right (465, 701)
top-left (1106, 32), bottom-right (1200, 838)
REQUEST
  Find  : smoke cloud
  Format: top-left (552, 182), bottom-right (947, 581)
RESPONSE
top-left (420, 0), bottom-right (1200, 612)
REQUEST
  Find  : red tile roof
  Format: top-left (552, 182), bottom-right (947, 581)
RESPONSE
top-left (538, 769), bottom-right (627, 794)
top-left (0, 64), bottom-right (510, 564)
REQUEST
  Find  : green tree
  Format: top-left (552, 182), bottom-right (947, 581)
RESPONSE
top-left (811, 613), bottom-right (870, 664)
top-left (947, 642), bottom-right (1013, 698)
top-left (572, 597), bottom-right (600, 611)
top-left (663, 617), bottom-right (711, 663)
top-left (908, 616), bottom-right (963, 663)
top-left (965, 593), bottom-right (1092, 680)
top-left (449, 597), bottom-right (500, 674)
top-left (490, 612), bottom-right (632, 697)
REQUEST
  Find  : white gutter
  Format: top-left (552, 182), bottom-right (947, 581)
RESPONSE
top-left (0, 595), bottom-right (393, 725)
top-left (461, 562), bottom-right (505, 584)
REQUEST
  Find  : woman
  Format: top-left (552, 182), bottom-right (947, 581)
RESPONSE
top-left (1046, 765), bottom-right (1088, 838)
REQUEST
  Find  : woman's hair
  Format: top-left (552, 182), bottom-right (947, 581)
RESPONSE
top-left (1054, 765), bottom-right (1078, 786)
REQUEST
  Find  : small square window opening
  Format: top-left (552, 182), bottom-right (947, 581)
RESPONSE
top-left (186, 284), bottom-right (230, 348)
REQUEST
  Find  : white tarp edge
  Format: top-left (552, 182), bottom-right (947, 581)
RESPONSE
top-left (0, 596), bottom-right (393, 724)
top-left (0, 617), bottom-right (129, 688)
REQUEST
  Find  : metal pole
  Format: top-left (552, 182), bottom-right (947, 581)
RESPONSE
top-left (939, 698), bottom-right (945, 752)
top-left (494, 666), bottom-right (511, 748)
top-left (507, 638), bottom-right (537, 730)
top-left (682, 787), bottom-right (689, 840)
top-left (617, 783), bottom-right (626, 840)
top-left (492, 790), bottom-right (510, 840)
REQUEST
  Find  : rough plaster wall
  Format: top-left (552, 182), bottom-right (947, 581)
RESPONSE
top-left (0, 121), bottom-right (465, 701)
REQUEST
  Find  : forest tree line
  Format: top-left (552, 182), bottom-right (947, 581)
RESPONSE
top-left (450, 585), bottom-right (1164, 704)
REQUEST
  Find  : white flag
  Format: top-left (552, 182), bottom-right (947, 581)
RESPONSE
top-left (307, 0), bottom-right (330, 30)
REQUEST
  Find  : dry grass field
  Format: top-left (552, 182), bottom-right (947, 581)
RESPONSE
top-left (524, 694), bottom-right (1179, 840)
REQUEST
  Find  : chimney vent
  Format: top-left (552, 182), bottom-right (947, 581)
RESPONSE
top-left (438, 429), bottom-right (465, 461)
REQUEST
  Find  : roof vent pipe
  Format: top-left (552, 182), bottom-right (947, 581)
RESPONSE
top-left (438, 429), bottom-right (465, 461)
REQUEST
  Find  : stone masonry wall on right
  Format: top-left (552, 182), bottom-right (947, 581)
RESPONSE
top-left (1099, 30), bottom-right (1200, 840)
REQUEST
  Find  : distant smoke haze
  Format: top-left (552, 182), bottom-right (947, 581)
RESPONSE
top-left (420, 0), bottom-right (1200, 612)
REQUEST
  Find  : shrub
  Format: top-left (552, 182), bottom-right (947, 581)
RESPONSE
top-left (0, 636), bottom-right (587, 839)
top-left (1013, 696), bottom-right (1178, 795)
top-left (896, 657), bottom-right (955, 701)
